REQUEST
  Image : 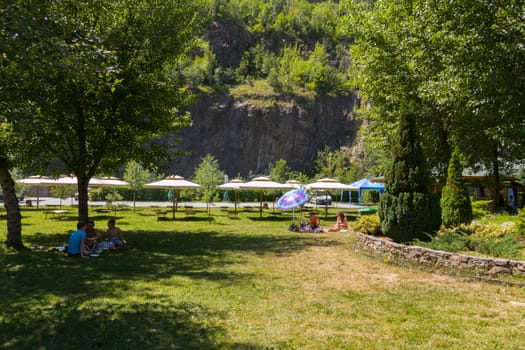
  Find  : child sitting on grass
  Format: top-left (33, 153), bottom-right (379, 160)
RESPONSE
top-left (106, 219), bottom-right (127, 249)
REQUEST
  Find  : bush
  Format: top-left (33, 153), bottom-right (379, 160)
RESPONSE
top-left (440, 148), bottom-right (473, 227)
top-left (416, 222), bottom-right (524, 260)
top-left (414, 229), bottom-right (468, 253)
top-left (471, 200), bottom-right (492, 219)
top-left (379, 192), bottom-right (441, 243)
top-left (468, 232), bottom-right (523, 260)
top-left (352, 214), bottom-right (382, 236)
top-left (361, 190), bottom-right (379, 205)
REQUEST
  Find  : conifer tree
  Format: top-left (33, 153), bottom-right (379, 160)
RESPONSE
top-left (441, 148), bottom-right (473, 227)
top-left (378, 102), bottom-right (441, 242)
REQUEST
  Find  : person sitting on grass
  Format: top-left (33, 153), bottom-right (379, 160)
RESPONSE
top-left (107, 219), bottom-right (127, 249)
top-left (324, 211), bottom-right (349, 232)
top-left (67, 221), bottom-right (90, 258)
top-left (85, 219), bottom-right (101, 253)
top-left (301, 212), bottom-right (323, 233)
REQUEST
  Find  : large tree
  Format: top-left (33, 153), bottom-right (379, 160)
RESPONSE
top-left (4, 0), bottom-right (209, 224)
top-left (342, 0), bottom-right (525, 199)
top-left (0, 123), bottom-right (22, 247)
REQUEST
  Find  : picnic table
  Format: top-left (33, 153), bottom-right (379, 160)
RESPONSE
top-left (44, 209), bottom-right (70, 219)
top-left (93, 208), bottom-right (112, 214)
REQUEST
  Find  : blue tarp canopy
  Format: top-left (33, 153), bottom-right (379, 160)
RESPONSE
top-left (348, 178), bottom-right (385, 204)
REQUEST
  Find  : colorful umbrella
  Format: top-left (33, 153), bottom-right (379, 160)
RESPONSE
top-left (277, 189), bottom-right (310, 224)
top-left (277, 189), bottom-right (309, 210)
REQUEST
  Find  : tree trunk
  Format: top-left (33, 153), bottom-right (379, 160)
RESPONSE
top-left (491, 146), bottom-right (502, 212)
top-left (0, 164), bottom-right (23, 248)
top-left (77, 176), bottom-right (90, 223)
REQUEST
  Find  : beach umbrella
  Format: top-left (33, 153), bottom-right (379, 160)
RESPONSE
top-left (277, 189), bottom-right (310, 224)
top-left (240, 176), bottom-right (293, 218)
top-left (217, 179), bottom-right (244, 213)
top-left (144, 175), bottom-right (201, 219)
top-left (285, 179), bottom-right (302, 189)
top-left (17, 175), bottom-right (50, 208)
top-left (95, 177), bottom-right (129, 187)
top-left (305, 178), bottom-right (353, 218)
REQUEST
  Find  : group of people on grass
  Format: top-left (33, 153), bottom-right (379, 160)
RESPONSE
top-left (67, 219), bottom-right (126, 258)
top-left (299, 211), bottom-right (348, 233)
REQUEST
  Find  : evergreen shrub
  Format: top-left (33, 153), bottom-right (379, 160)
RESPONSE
top-left (379, 103), bottom-right (441, 243)
top-left (440, 148), bottom-right (473, 227)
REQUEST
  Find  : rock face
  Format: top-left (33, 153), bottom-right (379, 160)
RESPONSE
top-left (205, 21), bottom-right (256, 69)
top-left (170, 93), bottom-right (361, 177)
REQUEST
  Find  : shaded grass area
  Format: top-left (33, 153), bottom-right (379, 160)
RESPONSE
top-left (1, 206), bottom-right (524, 349)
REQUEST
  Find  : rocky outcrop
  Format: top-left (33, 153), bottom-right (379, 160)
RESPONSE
top-left (170, 93), bottom-right (361, 177)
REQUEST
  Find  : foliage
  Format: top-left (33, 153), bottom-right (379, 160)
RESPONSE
top-left (268, 159), bottom-right (292, 183)
top-left (342, 0), bottom-right (525, 197)
top-left (314, 146), bottom-right (353, 183)
top-left (193, 154), bottom-right (225, 205)
top-left (8, 168), bottom-right (24, 197)
top-left (416, 222), bottom-right (524, 260)
top-left (123, 161), bottom-right (157, 209)
top-left (414, 230), bottom-right (468, 253)
top-left (50, 186), bottom-right (76, 201)
top-left (105, 188), bottom-right (124, 207)
top-left (440, 148), bottom-right (473, 227)
top-left (379, 104), bottom-right (440, 243)
top-left (3, 0), bottom-right (209, 222)
top-left (517, 210), bottom-right (525, 238)
top-left (471, 200), bottom-right (492, 219)
top-left (361, 190), bottom-right (379, 205)
top-left (351, 213), bottom-right (381, 236)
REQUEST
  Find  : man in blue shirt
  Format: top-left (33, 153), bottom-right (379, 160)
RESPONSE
top-left (67, 221), bottom-right (88, 257)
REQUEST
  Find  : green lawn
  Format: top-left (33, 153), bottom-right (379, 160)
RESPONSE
top-left (1, 206), bottom-right (524, 349)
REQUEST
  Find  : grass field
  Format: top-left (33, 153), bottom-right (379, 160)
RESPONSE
top-left (1, 206), bottom-right (524, 349)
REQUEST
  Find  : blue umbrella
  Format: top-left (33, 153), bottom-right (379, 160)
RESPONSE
top-left (277, 189), bottom-right (310, 224)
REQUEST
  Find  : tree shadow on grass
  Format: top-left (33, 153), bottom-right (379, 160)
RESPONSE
top-left (0, 298), bottom-right (265, 350)
top-left (0, 230), bottom-right (342, 349)
top-left (3, 230), bottom-right (342, 289)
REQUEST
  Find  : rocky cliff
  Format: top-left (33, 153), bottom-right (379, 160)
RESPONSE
top-left (170, 93), bottom-right (361, 178)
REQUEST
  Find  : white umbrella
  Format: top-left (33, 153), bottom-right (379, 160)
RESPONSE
top-left (43, 176), bottom-right (128, 187)
top-left (305, 178), bottom-right (353, 218)
top-left (285, 179), bottom-right (302, 189)
top-left (96, 177), bottom-right (129, 187)
top-left (239, 176), bottom-right (293, 218)
top-left (41, 176), bottom-right (104, 186)
top-left (17, 175), bottom-right (50, 208)
top-left (144, 175), bottom-right (201, 219)
top-left (217, 179), bottom-right (244, 213)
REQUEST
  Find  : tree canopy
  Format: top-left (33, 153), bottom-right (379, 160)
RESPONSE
top-left (3, 0), bottom-right (210, 223)
top-left (341, 0), bottom-right (525, 194)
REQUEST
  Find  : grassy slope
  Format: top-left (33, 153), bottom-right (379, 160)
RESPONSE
top-left (1, 206), bottom-right (524, 349)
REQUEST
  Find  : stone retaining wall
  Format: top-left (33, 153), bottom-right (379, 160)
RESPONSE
top-left (355, 233), bottom-right (525, 277)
